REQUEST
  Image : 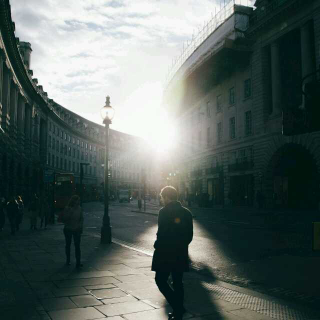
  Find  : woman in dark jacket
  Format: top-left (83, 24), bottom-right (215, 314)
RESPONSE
top-left (152, 186), bottom-right (193, 320)
top-left (6, 196), bottom-right (19, 235)
top-left (63, 195), bottom-right (83, 268)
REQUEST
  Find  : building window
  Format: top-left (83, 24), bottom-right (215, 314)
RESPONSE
top-left (60, 158), bottom-right (63, 169)
top-left (53, 125), bottom-right (56, 134)
top-left (206, 101), bottom-right (211, 118)
top-left (85, 143), bottom-right (88, 149)
top-left (69, 160), bottom-right (71, 171)
top-left (48, 136), bottom-right (51, 148)
top-left (64, 132), bottom-right (67, 140)
top-left (217, 122), bottom-right (222, 143)
top-left (57, 128), bottom-right (59, 136)
top-left (77, 139), bottom-right (80, 145)
top-left (89, 144), bottom-right (92, 151)
top-left (49, 122), bottom-right (52, 131)
top-left (229, 117), bottom-right (236, 139)
top-left (52, 155), bottom-right (55, 167)
top-left (56, 141), bottom-right (59, 152)
top-left (64, 159), bottom-right (67, 170)
top-left (73, 162), bottom-right (75, 172)
top-left (56, 157), bottom-right (59, 168)
top-left (72, 137), bottom-right (75, 144)
top-left (244, 78), bottom-right (251, 99)
top-left (81, 152), bottom-right (84, 160)
top-left (60, 130), bottom-right (63, 138)
top-left (72, 148), bottom-right (75, 157)
top-left (64, 145), bottom-right (67, 155)
top-left (48, 153), bottom-right (51, 165)
top-left (81, 141), bottom-right (84, 148)
top-left (207, 127), bottom-right (211, 146)
top-left (68, 147), bottom-right (71, 156)
top-left (229, 87), bottom-right (235, 105)
top-left (217, 95), bottom-right (222, 112)
top-left (245, 111), bottom-right (252, 136)
top-left (77, 150), bottom-right (80, 159)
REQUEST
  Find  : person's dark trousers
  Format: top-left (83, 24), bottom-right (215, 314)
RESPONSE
top-left (64, 229), bottom-right (81, 265)
top-left (155, 271), bottom-right (185, 316)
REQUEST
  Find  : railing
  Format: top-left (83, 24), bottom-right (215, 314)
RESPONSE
top-left (228, 160), bottom-right (254, 172)
top-left (165, 0), bottom-right (253, 86)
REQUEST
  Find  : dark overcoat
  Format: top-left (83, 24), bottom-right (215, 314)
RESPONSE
top-left (151, 201), bottom-right (193, 272)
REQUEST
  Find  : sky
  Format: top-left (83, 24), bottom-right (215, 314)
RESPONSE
top-left (10, 0), bottom-right (249, 146)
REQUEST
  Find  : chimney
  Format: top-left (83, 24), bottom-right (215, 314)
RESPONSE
top-left (18, 41), bottom-right (32, 69)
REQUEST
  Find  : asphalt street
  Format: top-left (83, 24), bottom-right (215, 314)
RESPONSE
top-left (82, 201), bottom-right (320, 310)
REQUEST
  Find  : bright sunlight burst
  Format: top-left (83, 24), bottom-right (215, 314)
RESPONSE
top-left (145, 109), bottom-right (177, 155)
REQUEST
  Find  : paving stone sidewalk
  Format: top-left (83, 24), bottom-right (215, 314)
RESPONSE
top-left (1, 219), bottom-right (319, 320)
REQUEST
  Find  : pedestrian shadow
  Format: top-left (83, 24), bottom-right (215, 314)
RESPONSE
top-left (183, 261), bottom-right (224, 319)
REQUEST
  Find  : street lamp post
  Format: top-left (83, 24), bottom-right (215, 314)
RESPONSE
top-left (100, 96), bottom-right (115, 244)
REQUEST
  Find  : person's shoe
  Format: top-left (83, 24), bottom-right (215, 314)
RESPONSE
top-left (168, 313), bottom-right (174, 320)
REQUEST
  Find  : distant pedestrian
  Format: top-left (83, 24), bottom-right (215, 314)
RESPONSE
top-left (63, 195), bottom-right (83, 268)
top-left (6, 196), bottom-right (19, 235)
top-left (16, 195), bottom-right (24, 230)
top-left (0, 197), bottom-right (6, 231)
top-left (28, 194), bottom-right (39, 230)
top-left (40, 195), bottom-right (50, 229)
top-left (152, 186), bottom-right (193, 320)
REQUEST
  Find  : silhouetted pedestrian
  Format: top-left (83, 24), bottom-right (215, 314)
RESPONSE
top-left (6, 196), bottom-right (19, 235)
top-left (16, 195), bottom-right (24, 230)
top-left (152, 186), bottom-right (193, 320)
top-left (28, 194), bottom-right (39, 230)
top-left (0, 197), bottom-right (6, 231)
top-left (63, 195), bottom-right (83, 268)
top-left (40, 195), bottom-right (50, 229)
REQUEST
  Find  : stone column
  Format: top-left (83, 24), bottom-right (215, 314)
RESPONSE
top-left (1, 66), bottom-right (11, 132)
top-left (270, 41), bottom-right (282, 116)
top-left (24, 104), bottom-right (32, 155)
top-left (9, 81), bottom-right (18, 141)
top-left (17, 94), bottom-right (26, 149)
top-left (301, 22), bottom-right (315, 81)
top-left (0, 49), bottom-right (5, 123)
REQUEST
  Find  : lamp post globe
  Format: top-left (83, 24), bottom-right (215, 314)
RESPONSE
top-left (100, 96), bottom-right (115, 124)
top-left (100, 95), bottom-right (114, 244)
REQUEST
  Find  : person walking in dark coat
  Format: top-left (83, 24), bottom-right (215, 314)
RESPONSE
top-left (152, 186), bottom-right (193, 320)
top-left (16, 196), bottom-right (24, 231)
top-left (28, 194), bottom-right (39, 230)
top-left (63, 195), bottom-right (84, 268)
top-left (6, 196), bottom-right (19, 235)
top-left (0, 197), bottom-right (6, 231)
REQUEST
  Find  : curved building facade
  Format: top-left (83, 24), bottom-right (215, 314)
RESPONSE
top-left (0, 0), bottom-right (147, 203)
top-left (164, 0), bottom-right (320, 210)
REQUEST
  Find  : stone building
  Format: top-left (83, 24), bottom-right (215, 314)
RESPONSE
top-left (164, 0), bottom-right (320, 209)
top-left (0, 0), bottom-right (147, 203)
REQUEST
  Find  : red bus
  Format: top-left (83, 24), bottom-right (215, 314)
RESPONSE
top-left (54, 173), bottom-right (76, 210)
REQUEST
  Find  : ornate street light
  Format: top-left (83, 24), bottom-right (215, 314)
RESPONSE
top-left (100, 96), bottom-right (115, 244)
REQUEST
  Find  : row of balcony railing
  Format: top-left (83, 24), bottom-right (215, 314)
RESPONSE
top-left (189, 159), bottom-right (254, 177)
